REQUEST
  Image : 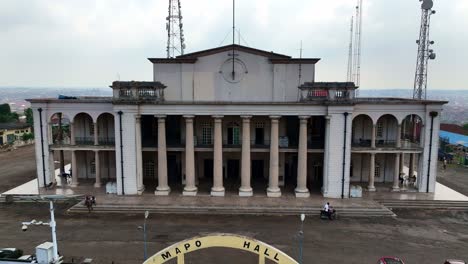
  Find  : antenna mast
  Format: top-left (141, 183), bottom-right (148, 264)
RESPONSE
top-left (353, 0), bottom-right (363, 88)
top-left (346, 16), bottom-right (354, 82)
top-left (166, 0), bottom-right (186, 58)
top-left (413, 0), bottom-right (436, 100)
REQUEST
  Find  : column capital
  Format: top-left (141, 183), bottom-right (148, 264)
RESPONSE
top-left (183, 115), bottom-right (195, 119)
top-left (240, 115), bottom-right (252, 119)
top-left (135, 115), bottom-right (141, 121)
top-left (212, 115), bottom-right (224, 119)
top-left (269, 115), bottom-right (281, 120)
top-left (155, 114), bottom-right (166, 119)
top-left (325, 115), bottom-right (332, 120)
top-left (94, 150), bottom-right (99, 153)
top-left (298, 115), bottom-right (310, 120)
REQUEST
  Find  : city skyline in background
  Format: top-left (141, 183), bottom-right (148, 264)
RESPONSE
top-left (0, 0), bottom-right (467, 89)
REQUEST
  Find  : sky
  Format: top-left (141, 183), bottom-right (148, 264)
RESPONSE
top-left (0, 0), bottom-right (467, 90)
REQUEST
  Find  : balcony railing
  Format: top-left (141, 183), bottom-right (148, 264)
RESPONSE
top-left (251, 139), bottom-right (270, 148)
top-left (75, 137), bottom-right (94, 145)
top-left (98, 137), bottom-right (115, 146)
top-left (352, 139), bottom-right (372, 148)
top-left (112, 81), bottom-right (166, 101)
top-left (307, 140), bottom-right (325, 149)
top-left (375, 140), bottom-right (396, 148)
top-left (195, 137), bottom-right (213, 147)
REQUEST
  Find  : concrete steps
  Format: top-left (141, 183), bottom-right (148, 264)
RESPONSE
top-left (68, 203), bottom-right (396, 218)
top-left (377, 200), bottom-right (468, 210)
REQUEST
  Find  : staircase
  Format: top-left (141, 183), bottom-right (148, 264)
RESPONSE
top-left (377, 199), bottom-right (468, 210)
top-left (68, 202), bottom-right (396, 218)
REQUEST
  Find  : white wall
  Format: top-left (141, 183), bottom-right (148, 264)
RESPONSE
top-left (154, 51), bottom-right (315, 102)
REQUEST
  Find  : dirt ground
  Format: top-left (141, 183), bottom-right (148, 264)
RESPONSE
top-left (0, 145), bottom-right (37, 193)
top-left (437, 163), bottom-right (468, 196)
top-left (0, 203), bottom-right (467, 264)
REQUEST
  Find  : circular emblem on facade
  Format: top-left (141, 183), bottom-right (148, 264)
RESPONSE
top-left (219, 58), bottom-right (248, 83)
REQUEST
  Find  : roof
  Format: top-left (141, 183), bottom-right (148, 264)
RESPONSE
top-left (440, 124), bottom-right (468, 136)
top-left (149, 44), bottom-right (320, 64)
top-left (440, 130), bottom-right (468, 147)
top-left (0, 122), bottom-right (30, 130)
top-left (111, 81), bottom-right (166, 89)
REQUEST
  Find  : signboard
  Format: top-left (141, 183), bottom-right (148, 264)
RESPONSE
top-left (143, 233), bottom-right (298, 264)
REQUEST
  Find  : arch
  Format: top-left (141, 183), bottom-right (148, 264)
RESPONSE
top-left (49, 112), bottom-right (72, 144)
top-left (401, 114), bottom-right (424, 146)
top-left (375, 114), bottom-right (399, 147)
top-left (144, 233), bottom-right (298, 264)
top-left (73, 112), bottom-right (94, 144)
top-left (96, 113), bottom-right (115, 145)
top-left (352, 114), bottom-right (373, 147)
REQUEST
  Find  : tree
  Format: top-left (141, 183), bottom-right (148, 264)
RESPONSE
top-left (0, 103), bottom-right (19, 123)
top-left (463, 123), bottom-right (468, 131)
top-left (24, 108), bottom-right (34, 128)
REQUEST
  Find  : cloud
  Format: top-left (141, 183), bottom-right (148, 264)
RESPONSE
top-left (0, 0), bottom-right (466, 89)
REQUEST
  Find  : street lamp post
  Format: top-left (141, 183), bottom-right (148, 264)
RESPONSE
top-left (298, 213), bottom-right (306, 264)
top-left (143, 210), bottom-right (149, 260)
top-left (21, 200), bottom-right (60, 263)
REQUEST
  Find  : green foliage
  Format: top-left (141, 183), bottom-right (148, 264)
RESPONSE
top-left (21, 132), bottom-right (34, 141)
top-left (0, 103), bottom-right (19, 122)
top-left (463, 123), bottom-right (468, 130)
top-left (24, 108), bottom-right (34, 130)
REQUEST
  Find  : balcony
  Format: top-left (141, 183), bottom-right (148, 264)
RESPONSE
top-left (98, 137), bottom-right (115, 146)
top-left (75, 137), bottom-right (94, 145)
top-left (299, 82), bottom-right (356, 102)
top-left (375, 140), bottom-right (396, 148)
top-left (195, 137), bottom-right (213, 147)
top-left (111, 81), bottom-right (166, 102)
top-left (352, 139), bottom-right (372, 148)
top-left (251, 139), bottom-right (270, 148)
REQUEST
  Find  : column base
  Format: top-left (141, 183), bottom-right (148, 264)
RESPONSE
top-left (294, 188), bottom-right (310, 198)
top-left (155, 186), bottom-right (171, 196)
top-left (137, 185), bottom-right (145, 195)
top-left (267, 187), bottom-right (281, 198)
top-left (210, 187), bottom-right (225, 197)
top-left (94, 182), bottom-right (102, 188)
top-left (391, 186), bottom-right (400, 192)
top-left (70, 182), bottom-right (79, 188)
top-left (183, 186), bottom-right (198, 196)
top-left (239, 187), bottom-right (253, 197)
top-left (367, 186), bottom-right (376, 192)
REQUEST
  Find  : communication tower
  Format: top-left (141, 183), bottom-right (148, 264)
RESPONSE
top-left (346, 16), bottom-right (354, 82)
top-left (413, 0), bottom-right (436, 100)
top-left (352, 0), bottom-right (363, 88)
top-left (166, 0), bottom-right (186, 58)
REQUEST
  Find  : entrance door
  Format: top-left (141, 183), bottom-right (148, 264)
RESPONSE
top-left (167, 155), bottom-right (180, 184)
top-left (227, 159), bottom-right (240, 180)
top-left (255, 128), bottom-right (264, 145)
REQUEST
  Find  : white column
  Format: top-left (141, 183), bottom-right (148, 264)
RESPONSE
top-left (48, 150), bottom-right (56, 184)
top-left (155, 115), bottom-right (170, 195)
top-left (295, 116), bottom-right (310, 197)
top-left (135, 115), bottom-right (144, 194)
top-left (211, 115), bottom-right (225, 196)
top-left (70, 150), bottom-right (78, 187)
top-left (392, 153), bottom-right (401, 191)
top-left (267, 116), bottom-right (281, 197)
top-left (396, 124), bottom-right (402, 148)
top-left (70, 122), bottom-right (76, 145)
top-left (94, 150), bottom-right (101, 187)
top-left (371, 123), bottom-right (376, 148)
top-left (322, 116), bottom-right (331, 195)
top-left (47, 122), bottom-right (53, 144)
top-left (239, 115), bottom-right (253, 197)
top-left (368, 153), bottom-right (376, 191)
top-left (94, 122), bottom-right (99, 145)
top-left (409, 153), bottom-right (415, 179)
top-left (183, 115), bottom-right (197, 196)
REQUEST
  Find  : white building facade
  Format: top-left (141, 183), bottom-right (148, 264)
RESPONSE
top-left (28, 45), bottom-right (446, 198)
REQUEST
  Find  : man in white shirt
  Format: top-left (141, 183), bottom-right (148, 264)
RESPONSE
top-left (323, 202), bottom-right (332, 220)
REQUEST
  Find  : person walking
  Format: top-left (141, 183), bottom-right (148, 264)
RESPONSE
top-left (85, 195), bottom-right (93, 213)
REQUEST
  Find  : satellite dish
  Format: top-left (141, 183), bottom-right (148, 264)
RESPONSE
top-left (421, 0), bottom-right (433, 10)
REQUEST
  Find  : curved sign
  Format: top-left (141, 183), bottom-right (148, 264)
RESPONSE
top-left (143, 233), bottom-right (298, 264)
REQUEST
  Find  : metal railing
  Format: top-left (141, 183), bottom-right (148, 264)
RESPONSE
top-left (251, 139), bottom-right (270, 148)
top-left (375, 140), bottom-right (396, 148)
top-left (351, 139), bottom-right (372, 148)
top-left (98, 137), bottom-right (115, 146)
top-left (75, 137), bottom-right (94, 145)
top-left (307, 140), bottom-right (325, 149)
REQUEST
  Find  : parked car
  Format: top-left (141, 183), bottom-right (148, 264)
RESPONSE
top-left (377, 257), bottom-right (405, 264)
top-left (0, 248), bottom-right (23, 259)
top-left (444, 260), bottom-right (466, 264)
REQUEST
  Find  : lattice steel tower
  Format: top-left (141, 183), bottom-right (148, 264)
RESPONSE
top-left (413, 0), bottom-right (436, 99)
top-left (166, 0), bottom-right (186, 58)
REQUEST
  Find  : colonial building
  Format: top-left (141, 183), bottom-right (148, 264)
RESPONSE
top-left (28, 44), bottom-right (446, 198)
